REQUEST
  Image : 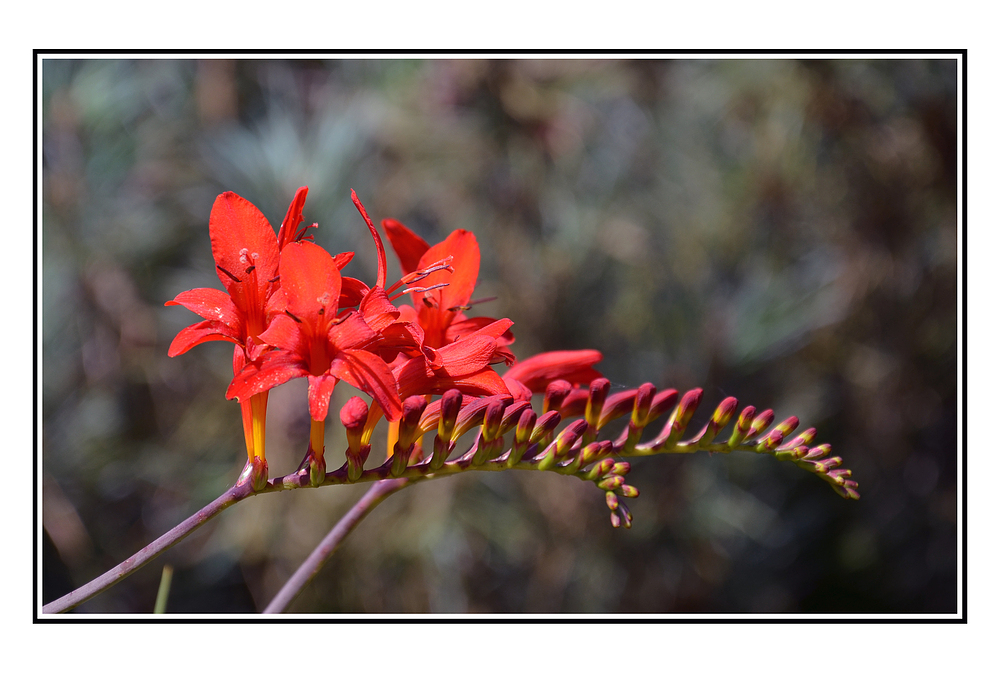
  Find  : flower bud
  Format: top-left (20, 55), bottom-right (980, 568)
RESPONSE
top-left (619, 484), bottom-right (639, 498)
top-left (543, 379), bottom-right (573, 415)
top-left (585, 378), bottom-right (611, 429)
top-left (631, 382), bottom-right (657, 428)
top-left (555, 419), bottom-right (589, 459)
top-left (609, 461), bottom-right (631, 477)
top-left (647, 388), bottom-right (678, 424)
top-left (341, 396), bottom-right (369, 457)
top-left (507, 408), bottom-right (537, 467)
top-left (598, 475), bottom-right (625, 491)
top-left (747, 409), bottom-right (775, 440)
top-left (606, 491), bottom-right (619, 510)
top-left (804, 444), bottom-right (831, 460)
top-left (529, 410), bottom-right (562, 446)
top-left (437, 389), bottom-right (463, 443)
top-left (598, 389), bottom-right (638, 428)
top-left (587, 457), bottom-right (616, 481)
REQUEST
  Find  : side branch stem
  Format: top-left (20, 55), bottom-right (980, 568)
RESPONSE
top-left (263, 478), bottom-right (408, 614)
top-left (42, 481), bottom-right (256, 614)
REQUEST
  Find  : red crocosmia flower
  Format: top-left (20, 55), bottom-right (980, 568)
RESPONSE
top-left (382, 219), bottom-right (515, 363)
top-left (227, 240), bottom-right (404, 484)
top-left (393, 318), bottom-right (515, 399)
top-left (167, 189), bottom-right (308, 489)
top-left (502, 349), bottom-right (605, 402)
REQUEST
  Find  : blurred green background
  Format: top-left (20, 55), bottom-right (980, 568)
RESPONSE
top-left (41, 58), bottom-right (958, 614)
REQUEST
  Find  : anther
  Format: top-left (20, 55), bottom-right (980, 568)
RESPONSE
top-left (217, 265), bottom-right (242, 283)
top-left (245, 265), bottom-right (256, 274)
top-left (268, 276), bottom-right (280, 283)
top-left (285, 310), bottom-right (302, 323)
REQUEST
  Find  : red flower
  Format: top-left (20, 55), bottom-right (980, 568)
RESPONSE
top-left (382, 219), bottom-right (514, 363)
top-left (227, 240), bottom-right (403, 424)
top-left (166, 189), bottom-right (308, 487)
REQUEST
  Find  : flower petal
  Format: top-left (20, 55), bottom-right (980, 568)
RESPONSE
top-left (417, 229), bottom-right (480, 311)
top-left (502, 349), bottom-right (604, 393)
top-left (382, 218), bottom-right (430, 276)
top-left (330, 349), bottom-right (403, 421)
top-left (359, 287), bottom-right (401, 333)
top-left (306, 373), bottom-right (340, 421)
top-left (446, 315), bottom-right (515, 346)
top-left (167, 320), bottom-right (241, 357)
top-left (166, 287), bottom-right (241, 327)
top-left (328, 312), bottom-right (377, 352)
top-left (279, 241), bottom-right (342, 335)
top-left (209, 192), bottom-right (280, 304)
top-left (434, 335), bottom-right (497, 377)
top-left (276, 186), bottom-right (310, 250)
top-left (227, 351), bottom-right (305, 402)
top-left (258, 313), bottom-right (306, 354)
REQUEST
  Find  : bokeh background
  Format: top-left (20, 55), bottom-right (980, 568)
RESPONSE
top-left (41, 58), bottom-right (958, 614)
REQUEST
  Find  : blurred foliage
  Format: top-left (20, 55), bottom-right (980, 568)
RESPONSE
top-left (41, 58), bottom-right (958, 613)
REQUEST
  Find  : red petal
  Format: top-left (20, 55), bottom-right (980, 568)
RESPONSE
top-left (259, 313), bottom-right (305, 354)
top-left (276, 186), bottom-right (309, 250)
top-left (209, 192), bottom-right (280, 304)
top-left (395, 357), bottom-right (509, 399)
top-left (382, 218), bottom-right (430, 276)
top-left (328, 312), bottom-right (377, 352)
top-left (279, 241), bottom-right (342, 336)
top-left (359, 287), bottom-right (401, 333)
top-left (166, 287), bottom-right (240, 327)
top-left (351, 190), bottom-right (387, 289)
top-left (340, 276), bottom-right (369, 309)
top-left (332, 251), bottom-right (355, 270)
top-left (227, 351), bottom-right (305, 401)
top-left (434, 335), bottom-right (497, 377)
top-left (417, 229), bottom-right (480, 311)
top-left (503, 349), bottom-right (604, 393)
top-left (167, 320), bottom-right (241, 357)
top-left (331, 349), bottom-right (403, 421)
top-left (446, 315), bottom-right (515, 346)
top-left (306, 373), bottom-right (340, 421)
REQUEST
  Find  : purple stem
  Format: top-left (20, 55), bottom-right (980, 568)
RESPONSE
top-left (263, 478), bottom-right (408, 614)
top-left (42, 481), bottom-right (256, 614)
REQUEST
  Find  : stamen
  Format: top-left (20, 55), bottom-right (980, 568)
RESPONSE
top-left (217, 265), bottom-right (242, 283)
top-left (447, 296), bottom-right (497, 312)
top-left (268, 276), bottom-right (279, 283)
top-left (388, 282), bottom-right (451, 303)
top-left (285, 310), bottom-right (302, 323)
top-left (245, 265), bottom-right (256, 274)
top-left (386, 256), bottom-right (454, 295)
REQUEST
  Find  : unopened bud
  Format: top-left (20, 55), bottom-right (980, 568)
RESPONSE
top-left (585, 378), bottom-right (611, 429)
top-left (543, 379), bottom-right (573, 414)
top-left (606, 491), bottom-right (619, 510)
top-left (647, 388), bottom-right (678, 424)
top-left (587, 457), bottom-right (616, 481)
top-left (554, 419), bottom-right (588, 459)
top-left (529, 410), bottom-right (562, 446)
top-left (747, 409), bottom-right (775, 439)
top-left (341, 397), bottom-right (369, 456)
top-left (609, 461), bottom-right (631, 477)
top-left (804, 444), bottom-right (832, 460)
top-left (815, 456), bottom-right (844, 473)
top-left (619, 484), bottom-right (639, 498)
top-left (631, 383), bottom-right (657, 427)
top-left (580, 440), bottom-right (612, 465)
top-left (598, 475), bottom-right (625, 491)
top-left (598, 389), bottom-right (638, 428)
top-left (437, 389), bottom-right (463, 443)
